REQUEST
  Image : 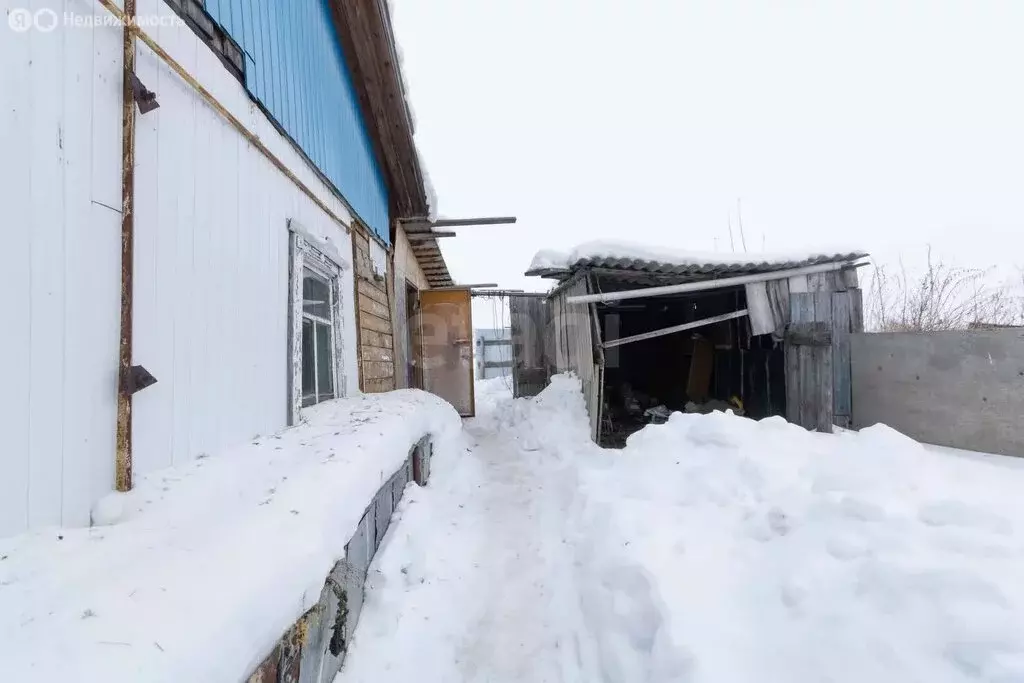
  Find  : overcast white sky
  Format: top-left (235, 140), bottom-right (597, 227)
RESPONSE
top-left (391, 0), bottom-right (1024, 325)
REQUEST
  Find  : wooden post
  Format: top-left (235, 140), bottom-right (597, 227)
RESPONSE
top-left (814, 291), bottom-right (834, 433)
top-left (114, 0), bottom-right (137, 492)
top-left (832, 292), bottom-right (852, 429)
top-left (351, 229), bottom-right (365, 392)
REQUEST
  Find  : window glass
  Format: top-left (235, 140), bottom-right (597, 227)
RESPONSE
top-left (292, 240), bottom-right (343, 417)
top-left (303, 269), bottom-right (332, 319)
top-left (315, 321), bottom-right (334, 401)
top-left (301, 319), bottom-right (316, 406)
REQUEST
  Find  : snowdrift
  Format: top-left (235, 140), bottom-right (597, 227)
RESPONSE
top-left (575, 388), bottom-right (1024, 682)
top-left (0, 390), bottom-right (463, 682)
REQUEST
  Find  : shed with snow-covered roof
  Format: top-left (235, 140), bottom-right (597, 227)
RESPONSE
top-left (519, 241), bottom-right (868, 446)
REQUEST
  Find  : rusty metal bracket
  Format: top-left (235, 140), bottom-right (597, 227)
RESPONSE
top-left (129, 73), bottom-right (160, 114)
top-left (122, 365), bottom-right (158, 395)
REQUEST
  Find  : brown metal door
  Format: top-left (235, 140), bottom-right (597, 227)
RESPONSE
top-left (419, 289), bottom-right (475, 416)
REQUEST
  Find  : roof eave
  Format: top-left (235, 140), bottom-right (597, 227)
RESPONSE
top-left (329, 0), bottom-right (450, 285)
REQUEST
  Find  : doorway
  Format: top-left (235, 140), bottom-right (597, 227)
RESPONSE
top-left (406, 281), bottom-right (424, 389)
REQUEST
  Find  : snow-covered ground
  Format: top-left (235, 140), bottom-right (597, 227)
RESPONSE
top-left (0, 390), bottom-right (462, 682)
top-left (339, 376), bottom-right (1024, 683)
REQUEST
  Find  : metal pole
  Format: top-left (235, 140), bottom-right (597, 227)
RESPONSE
top-left (114, 0), bottom-right (137, 492)
top-left (602, 309), bottom-right (749, 350)
top-left (566, 260), bottom-right (866, 305)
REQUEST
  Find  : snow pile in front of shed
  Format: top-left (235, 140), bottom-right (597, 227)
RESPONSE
top-left (0, 390), bottom-right (464, 682)
top-left (528, 239), bottom-right (867, 275)
top-left (578, 409), bottom-right (1024, 682)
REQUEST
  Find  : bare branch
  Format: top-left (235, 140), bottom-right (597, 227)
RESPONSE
top-left (866, 247), bottom-right (1024, 332)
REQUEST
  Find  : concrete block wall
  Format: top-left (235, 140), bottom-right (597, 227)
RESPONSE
top-left (247, 437), bottom-right (432, 683)
top-left (851, 329), bottom-right (1024, 456)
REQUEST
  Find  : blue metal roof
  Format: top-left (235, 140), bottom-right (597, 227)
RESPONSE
top-left (205, 0), bottom-right (390, 243)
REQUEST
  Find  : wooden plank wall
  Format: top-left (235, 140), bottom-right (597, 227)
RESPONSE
top-left (352, 228), bottom-right (396, 393)
top-left (786, 267), bottom-right (863, 431)
top-left (510, 296), bottom-right (551, 398)
top-left (549, 276), bottom-right (600, 440)
top-left (787, 292), bottom-right (833, 431)
top-left (831, 283), bottom-right (864, 429)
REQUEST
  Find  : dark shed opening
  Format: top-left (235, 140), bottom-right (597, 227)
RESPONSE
top-left (593, 280), bottom-right (786, 448)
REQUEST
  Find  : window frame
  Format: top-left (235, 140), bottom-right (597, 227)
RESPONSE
top-left (288, 225), bottom-right (348, 425)
top-left (300, 265), bottom-right (337, 407)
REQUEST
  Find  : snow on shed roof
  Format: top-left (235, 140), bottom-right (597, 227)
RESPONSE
top-left (526, 240), bottom-right (868, 280)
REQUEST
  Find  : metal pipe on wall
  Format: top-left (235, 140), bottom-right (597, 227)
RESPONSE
top-left (95, 0), bottom-right (365, 489)
top-left (114, 0), bottom-right (137, 492)
top-left (566, 260), bottom-right (867, 305)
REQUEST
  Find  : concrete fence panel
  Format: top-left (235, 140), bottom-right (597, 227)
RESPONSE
top-left (851, 330), bottom-right (1024, 456)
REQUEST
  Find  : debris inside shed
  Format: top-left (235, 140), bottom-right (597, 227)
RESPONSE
top-left (595, 285), bottom-right (785, 447)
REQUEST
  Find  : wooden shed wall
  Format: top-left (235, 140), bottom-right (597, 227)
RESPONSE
top-left (352, 228), bottom-right (396, 393)
top-left (784, 268), bottom-right (863, 432)
top-left (510, 296), bottom-right (551, 398)
top-left (549, 277), bottom-right (601, 440)
top-left (391, 225), bottom-right (429, 389)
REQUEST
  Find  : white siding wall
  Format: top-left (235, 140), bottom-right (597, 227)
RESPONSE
top-left (0, 0), bottom-right (359, 536)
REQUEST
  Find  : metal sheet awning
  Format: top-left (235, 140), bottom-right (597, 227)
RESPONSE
top-left (526, 251), bottom-right (869, 284)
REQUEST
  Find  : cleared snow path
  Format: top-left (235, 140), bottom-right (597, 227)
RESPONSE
top-left (336, 378), bottom-right (602, 682)
top-left (339, 377), bottom-right (1024, 683)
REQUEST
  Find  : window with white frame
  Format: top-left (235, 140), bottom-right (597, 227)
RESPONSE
top-left (300, 266), bottom-right (336, 406)
top-left (288, 224), bottom-right (347, 423)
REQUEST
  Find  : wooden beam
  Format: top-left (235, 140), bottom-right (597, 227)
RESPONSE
top-left (472, 290), bottom-right (547, 298)
top-left (431, 283), bottom-right (499, 291)
top-left (602, 309), bottom-right (749, 350)
top-left (406, 231), bottom-right (457, 240)
top-left (399, 216), bottom-right (517, 227)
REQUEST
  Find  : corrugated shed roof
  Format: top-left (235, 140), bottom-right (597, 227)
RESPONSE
top-left (526, 241), bottom-right (868, 281)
